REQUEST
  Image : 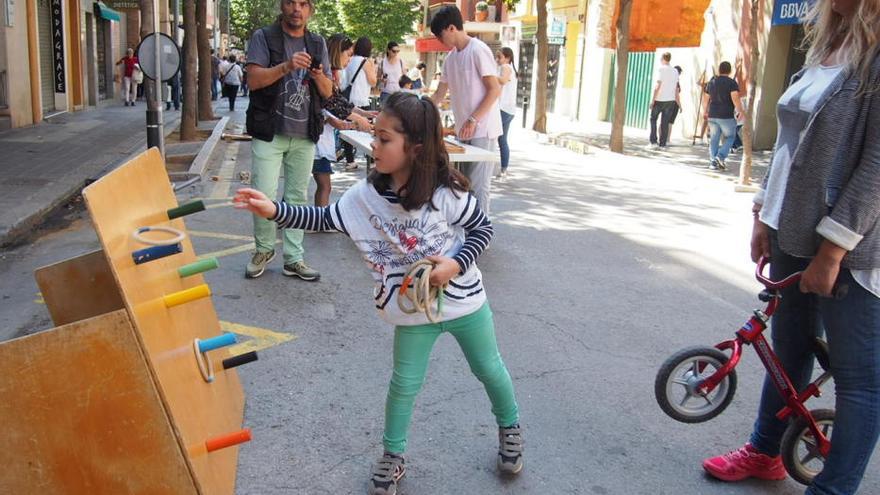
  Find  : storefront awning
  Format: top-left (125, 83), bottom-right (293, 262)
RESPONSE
top-left (415, 37), bottom-right (451, 53)
top-left (94, 2), bottom-right (122, 22)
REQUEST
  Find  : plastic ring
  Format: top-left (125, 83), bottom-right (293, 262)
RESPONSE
top-left (132, 225), bottom-right (186, 246)
top-left (193, 338), bottom-right (215, 383)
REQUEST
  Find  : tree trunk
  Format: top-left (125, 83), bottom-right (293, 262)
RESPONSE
top-left (739, 0), bottom-right (760, 186)
top-left (532, 0), bottom-right (548, 133)
top-left (197, 0), bottom-right (216, 121)
top-left (139, 1), bottom-right (158, 112)
top-left (609, 0), bottom-right (633, 153)
top-left (181, 0), bottom-right (198, 140)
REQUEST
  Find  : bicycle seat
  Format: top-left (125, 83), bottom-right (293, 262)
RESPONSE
top-left (813, 338), bottom-right (831, 372)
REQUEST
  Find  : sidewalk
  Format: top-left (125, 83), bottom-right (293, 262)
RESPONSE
top-left (540, 115), bottom-right (773, 188)
top-left (0, 102), bottom-right (186, 247)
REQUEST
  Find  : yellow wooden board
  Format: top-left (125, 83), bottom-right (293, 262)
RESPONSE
top-left (0, 310), bottom-right (198, 494)
top-left (34, 249), bottom-right (126, 327)
top-left (82, 148), bottom-right (244, 494)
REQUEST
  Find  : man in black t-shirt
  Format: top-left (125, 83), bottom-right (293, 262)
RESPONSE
top-left (701, 61), bottom-right (745, 170)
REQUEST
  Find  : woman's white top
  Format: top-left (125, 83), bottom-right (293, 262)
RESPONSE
top-left (498, 63), bottom-right (517, 114)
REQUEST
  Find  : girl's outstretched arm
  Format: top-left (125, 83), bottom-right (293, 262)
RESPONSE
top-left (233, 188), bottom-right (277, 218)
top-left (234, 188), bottom-right (349, 235)
top-left (271, 201), bottom-right (344, 233)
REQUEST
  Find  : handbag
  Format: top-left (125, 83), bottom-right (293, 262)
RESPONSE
top-left (324, 87), bottom-right (354, 120)
top-left (341, 59), bottom-right (367, 100)
top-left (133, 65), bottom-right (144, 84)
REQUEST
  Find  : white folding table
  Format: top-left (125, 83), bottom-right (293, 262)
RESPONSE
top-left (339, 130), bottom-right (499, 174)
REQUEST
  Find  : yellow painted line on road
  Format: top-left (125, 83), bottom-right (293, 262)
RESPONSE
top-left (198, 242), bottom-right (255, 260)
top-left (206, 201), bottom-right (233, 210)
top-left (221, 320), bottom-right (297, 354)
top-left (34, 292), bottom-right (45, 304)
top-left (189, 230), bottom-right (253, 242)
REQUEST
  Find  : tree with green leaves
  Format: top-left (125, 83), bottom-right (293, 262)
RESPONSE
top-left (336, 0), bottom-right (421, 46)
top-left (229, 0), bottom-right (278, 45)
top-left (309, 0), bottom-right (346, 38)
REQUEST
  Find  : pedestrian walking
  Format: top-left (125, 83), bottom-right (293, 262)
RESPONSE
top-left (701, 61), bottom-right (745, 170)
top-left (495, 47), bottom-right (517, 180)
top-left (649, 52), bottom-right (679, 148)
top-left (211, 49), bottom-right (221, 101)
top-left (221, 55), bottom-right (244, 112)
top-left (243, 0), bottom-right (333, 280)
top-left (233, 92), bottom-right (522, 495)
top-left (115, 48), bottom-right (139, 107)
top-left (430, 5), bottom-right (502, 214)
top-left (703, 0), bottom-right (880, 493)
top-left (377, 41), bottom-right (405, 106)
top-left (240, 56), bottom-right (250, 97)
top-left (341, 36), bottom-right (378, 171)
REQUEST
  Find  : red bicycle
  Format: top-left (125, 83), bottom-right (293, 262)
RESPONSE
top-left (654, 257), bottom-right (834, 485)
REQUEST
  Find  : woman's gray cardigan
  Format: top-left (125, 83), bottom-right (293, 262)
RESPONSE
top-left (757, 53), bottom-right (880, 269)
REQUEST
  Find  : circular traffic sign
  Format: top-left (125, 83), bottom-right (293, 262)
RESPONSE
top-left (136, 32), bottom-right (181, 82)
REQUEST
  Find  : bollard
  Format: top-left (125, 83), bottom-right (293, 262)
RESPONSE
top-left (163, 284), bottom-right (211, 308)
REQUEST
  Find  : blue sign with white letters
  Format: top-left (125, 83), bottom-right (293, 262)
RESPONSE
top-left (772, 0), bottom-right (809, 25)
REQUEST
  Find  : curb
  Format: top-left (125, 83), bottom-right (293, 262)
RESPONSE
top-left (182, 116), bottom-right (230, 178)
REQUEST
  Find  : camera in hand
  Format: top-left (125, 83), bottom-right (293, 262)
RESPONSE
top-left (309, 56), bottom-right (322, 70)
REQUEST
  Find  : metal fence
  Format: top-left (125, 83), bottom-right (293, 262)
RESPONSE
top-left (605, 52), bottom-right (655, 130)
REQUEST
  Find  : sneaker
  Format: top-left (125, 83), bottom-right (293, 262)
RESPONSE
top-left (702, 443), bottom-right (787, 482)
top-left (714, 157), bottom-right (727, 170)
top-left (282, 260), bottom-right (320, 281)
top-left (368, 452), bottom-right (405, 495)
top-left (344, 162), bottom-right (359, 171)
top-left (497, 424), bottom-right (524, 475)
top-left (709, 163), bottom-right (719, 171)
top-left (647, 143), bottom-right (660, 150)
top-left (245, 250), bottom-right (275, 279)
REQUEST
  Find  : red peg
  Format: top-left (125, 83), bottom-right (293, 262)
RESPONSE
top-left (205, 428), bottom-right (252, 453)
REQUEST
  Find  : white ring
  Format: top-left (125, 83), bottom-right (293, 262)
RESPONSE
top-left (132, 225), bottom-right (186, 246)
top-left (193, 339), bottom-right (215, 383)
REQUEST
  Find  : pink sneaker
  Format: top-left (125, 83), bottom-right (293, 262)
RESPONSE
top-left (702, 443), bottom-right (787, 481)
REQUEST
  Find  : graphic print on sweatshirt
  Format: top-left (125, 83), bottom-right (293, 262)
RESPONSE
top-left (365, 212), bottom-right (454, 273)
top-left (278, 69), bottom-right (309, 124)
top-left (329, 180), bottom-right (490, 325)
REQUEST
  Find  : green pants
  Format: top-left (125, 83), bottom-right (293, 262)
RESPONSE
top-left (383, 303), bottom-right (519, 453)
top-left (251, 134), bottom-right (315, 264)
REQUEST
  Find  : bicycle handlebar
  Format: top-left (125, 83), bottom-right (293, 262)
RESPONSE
top-left (755, 256), bottom-right (802, 290)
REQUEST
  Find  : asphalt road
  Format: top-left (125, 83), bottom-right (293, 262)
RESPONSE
top-left (1, 113), bottom-right (877, 495)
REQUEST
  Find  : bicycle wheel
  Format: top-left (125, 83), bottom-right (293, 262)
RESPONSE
top-left (781, 408), bottom-right (835, 486)
top-left (655, 346), bottom-right (737, 423)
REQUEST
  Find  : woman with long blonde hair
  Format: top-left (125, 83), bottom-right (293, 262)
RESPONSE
top-left (702, 0), bottom-right (880, 493)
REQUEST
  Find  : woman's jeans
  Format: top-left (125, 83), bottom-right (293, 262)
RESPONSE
top-left (708, 118), bottom-right (737, 163)
top-left (749, 232), bottom-right (880, 495)
top-left (498, 110), bottom-right (515, 171)
top-left (382, 303), bottom-right (519, 453)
